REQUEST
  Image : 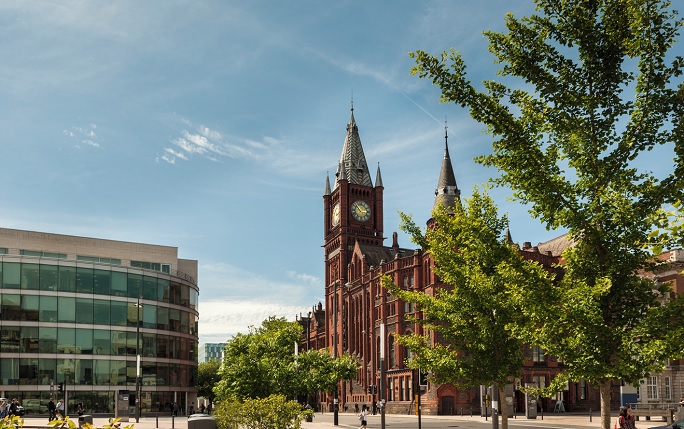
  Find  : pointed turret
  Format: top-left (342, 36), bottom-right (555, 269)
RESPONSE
top-left (433, 123), bottom-right (461, 210)
top-left (334, 107), bottom-right (373, 189)
top-left (324, 173), bottom-right (331, 196)
top-left (375, 163), bottom-right (383, 188)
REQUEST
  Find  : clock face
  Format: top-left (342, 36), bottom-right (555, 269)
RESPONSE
top-left (332, 204), bottom-right (340, 226)
top-left (351, 200), bottom-right (371, 222)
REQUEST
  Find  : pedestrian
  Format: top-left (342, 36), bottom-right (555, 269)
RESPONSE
top-left (172, 402), bottom-right (179, 417)
top-left (189, 404), bottom-right (194, 415)
top-left (48, 398), bottom-right (56, 421)
top-left (199, 403), bottom-right (205, 414)
top-left (206, 402), bottom-right (212, 415)
top-left (56, 399), bottom-right (64, 418)
top-left (77, 403), bottom-right (85, 416)
top-left (8, 398), bottom-right (18, 417)
top-left (358, 405), bottom-right (368, 429)
top-left (618, 406), bottom-right (637, 429)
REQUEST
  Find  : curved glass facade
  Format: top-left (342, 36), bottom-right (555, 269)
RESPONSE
top-left (0, 255), bottom-right (199, 415)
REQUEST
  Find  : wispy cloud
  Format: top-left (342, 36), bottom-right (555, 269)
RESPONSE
top-left (62, 123), bottom-right (100, 148)
top-left (158, 119), bottom-right (332, 177)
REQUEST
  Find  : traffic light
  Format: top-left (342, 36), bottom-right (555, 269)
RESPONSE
top-left (58, 382), bottom-right (63, 392)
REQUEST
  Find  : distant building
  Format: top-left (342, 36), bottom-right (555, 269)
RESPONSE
top-left (199, 343), bottom-right (226, 362)
top-left (0, 228), bottom-right (199, 415)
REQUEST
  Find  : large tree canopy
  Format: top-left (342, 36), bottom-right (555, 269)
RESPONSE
top-left (385, 188), bottom-right (553, 429)
top-left (410, 1), bottom-right (684, 428)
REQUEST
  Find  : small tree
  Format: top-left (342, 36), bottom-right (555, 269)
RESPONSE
top-left (198, 359), bottom-right (222, 407)
top-left (384, 188), bottom-right (553, 429)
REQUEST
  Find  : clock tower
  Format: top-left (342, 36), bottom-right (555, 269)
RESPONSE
top-left (323, 107), bottom-right (384, 353)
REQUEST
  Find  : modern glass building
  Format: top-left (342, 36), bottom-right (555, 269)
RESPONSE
top-left (198, 343), bottom-right (225, 363)
top-left (0, 228), bottom-right (199, 416)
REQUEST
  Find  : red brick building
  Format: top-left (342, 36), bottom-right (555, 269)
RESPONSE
top-left (301, 108), bottom-right (608, 415)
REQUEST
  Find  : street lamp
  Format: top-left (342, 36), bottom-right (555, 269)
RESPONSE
top-left (333, 280), bottom-right (339, 426)
top-left (135, 298), bottom-right (142, 423)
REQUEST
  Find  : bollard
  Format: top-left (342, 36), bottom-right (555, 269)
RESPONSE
top-left (589, 408), bottom-right (592, 422)
top-left (156, 415), bottom-right (159, 428)
top-left (172, 415), bottom-right (175, 429)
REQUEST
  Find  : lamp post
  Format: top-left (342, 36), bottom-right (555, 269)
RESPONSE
top-left (379, 323), bottom-right (386, 429)
top-left (135, 298), bottom-right (142, 423)
top-left (333, 280), bottom-right (339, 426)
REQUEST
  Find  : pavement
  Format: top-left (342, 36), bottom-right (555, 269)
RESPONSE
top-left (12, 412), bottom-right (676, 429)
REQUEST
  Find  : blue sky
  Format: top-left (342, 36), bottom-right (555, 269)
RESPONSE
top-left (3, 1), bottom-right (678, 345)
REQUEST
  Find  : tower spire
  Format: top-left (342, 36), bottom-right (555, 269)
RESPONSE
top-left (433, 120), bottom-right (461, 210)
top-left (333, 104), bottom-right (372, 189)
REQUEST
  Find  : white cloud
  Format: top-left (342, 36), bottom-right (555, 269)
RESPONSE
top-left (198, 299), bottom-right (311, 343)
top-left (63, 123), bottom-right (100, 149)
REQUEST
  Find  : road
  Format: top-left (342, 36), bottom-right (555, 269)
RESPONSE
top-left (302, 411), bottom-right (671, 429)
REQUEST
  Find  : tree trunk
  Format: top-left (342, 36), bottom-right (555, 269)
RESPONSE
top-left (600, 379), bottom-right (612, 429)
top-left (499, 385), bottom-right (509, 429)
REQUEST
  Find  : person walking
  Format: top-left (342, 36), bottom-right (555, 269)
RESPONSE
top-left (618, 406), bottom-right (637, 429)
top-left (358, 405), bottom-right (368, 429)
top-left (172, 402), bottom-right (179, 417)
top-left (48, 398), bottom-right (56, 421)
top-left (56, 399), bottom-right (64, 418)
top-left (8, 399), bottom-right (18, 417)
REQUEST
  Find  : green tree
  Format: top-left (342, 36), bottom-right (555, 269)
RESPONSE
top-left (384, 188), bottom-right (552, 429)
top-left (214, 317), bottom-right (303, 401)
top-left (213, 316), bottom-right (357, 402)
top-left (410, 1), bottom-right (684, 428)
top-left (198, 359), bottom-right (222, 406)
top-left (214, 394), bottom-right (313, 429)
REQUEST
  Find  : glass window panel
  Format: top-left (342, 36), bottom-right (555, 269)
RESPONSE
top-left (180, 311), bottom-right (189, 334)
top-left (127, 331), bottom-right (138, 355)
top-left (39, 327), bottom-right (57, 353)
top-left (75, 359), bottom-right (93, 385)
top-left (142, 360), bottom-right (156, 386)
top-left (189, 289), bottom-right (198, 311)
top-left (180, 285), bottom-right (189, 307)
top-left (93, 359), bottom-right (110, 385)
top-left (156, 307), bottom-right (169, 330)
top-left (19, 358), bottom-right (39, 385)
top-left (111, 331), bottom-right (127, 356)
top-left (21, 263), bottom-right (40, 290)
top-left (169, 308), bottom-right (181, 331)
top-left (58, 327), bottom-right (76, 353)
top-left (40, 296), bottom-right (58, 322)
top-left (20, 327), bottom-right (39, 353)
top-left (76, 329), bottom-right (93, 354)
top-left (93, 270), bottom-right (111, 296)
top-left (143, 276), bottom-right (157, 300)
top-left (56, 359), bottom-right (78, 384)
top-left (58, 296), bottom-right (76, 323)
top-left (38, 359), bottom-right (56, 386)
top-left (142, 333), bottom-right (156, 358)
top-left (127, 303), bottom-right (142, 328)
top-left (76, 267), bottom-right (94, 294)
top-left (110, 360), bottom-right (126, 385)
top-left (142, 304), bottom-right (157, 329)
top-left (111, 272), bottom-right (127, 297)
top-left (0, 358), bottom-right (19, 385)
top-left (93, 300), bottom-right (111, 325)
top-left (93, 329), bottom-right (112, 356)
top-left (156, 334), bottom-right (168, 359)
top-left (21, 295), bottom-right (40, 321)
top-left (3, 262), bottom-right (20, 288)
top-left (75, 298), bottom-right (94, 324)
top-left (40, 264), bottom-right (58, 291)
top-left (1, 327), bottom-right (21, 352)
top-left (128, 274), bottom-right (142, 299)
top-left (158, 279), bottom-right (170, 302)
top-left (156, 362), bottom-right (168, 386)
top-left (170, 282), bottom-right (181, 304)
top-left (110, 301), bottom-right (127, 326)
top-left (126, 360), bottom-right (137, 384)
top-left (59, 266), bottom-right (76, 292)
top-left (1, 294), bottom-right (21, 320)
